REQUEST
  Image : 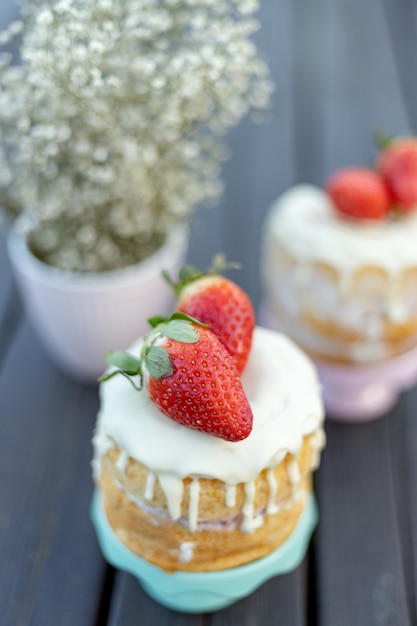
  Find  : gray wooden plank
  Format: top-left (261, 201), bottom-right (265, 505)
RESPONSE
top-left (389, 390), bottom-right (417, 623)
top-left (292, 0), bottom-right (327, 186)
top-left (215, 0), bottom-right (295, 311)
top-left (107, 573), bottom-right (202, 625)
top-left (315, 418), bottom-right (411, 625)
top-left (0, 229), bottom-right (22, 366)
top-left (0, 322), bottom-right (106, 626)
top-left (383, 0), bottom-right (417, 131)
top-left (300, 1), bottom-right (413, 624)
top-left (0, 1), bottom-right (24, 360)
top-left (320, 0), bottom-right (409, 177)
top-left (208, 562), bottom-right (309, 626)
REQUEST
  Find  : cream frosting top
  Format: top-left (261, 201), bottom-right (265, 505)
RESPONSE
top-left (265, 184), bottom-right (417, 275)
top-left (93, 326), bottom-right (324, 486)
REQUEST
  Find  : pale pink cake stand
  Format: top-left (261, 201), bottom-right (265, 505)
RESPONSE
top-left (259, 301), bottom-right (417, 423)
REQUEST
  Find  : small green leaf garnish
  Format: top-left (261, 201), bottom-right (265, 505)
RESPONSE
top-left (158, 319), bottom-right (200, 343)
top-left (374, 131), bottom-right (394, 150)
top-left (178, 264), bottom-right (202, 283)
top-left (148, 314), bottom-right (167, 328)
top-left (169, 311), bottom-right (209, 325)
top-left (100, 369), bottom-right (142, 390)
top-left (162, 254), bottom-right (241, 295)
top-left (104, 350), bottom-right (142, 375)
top-left (145, 346), bottom-right (173, 378)
top-left (98, 351), bottom-right (143, 390)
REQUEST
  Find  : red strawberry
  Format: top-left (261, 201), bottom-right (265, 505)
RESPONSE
top-left (164, 259), bottom-right (255, 375)
top-left (101, 315), bottom-right (253, 442)
top-left (325, 167), bottom-right (389, 220)
top-left (376, 136), bottom-right (417, 210)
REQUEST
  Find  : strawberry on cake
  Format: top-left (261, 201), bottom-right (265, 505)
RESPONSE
top-left (91, 261), bottom-right (324, 608)
top-left (261, 134), bottom-right (417, 419)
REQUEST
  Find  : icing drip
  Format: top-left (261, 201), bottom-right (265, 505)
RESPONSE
top-left (241, 480), bottom-right (263, 533)
top-left (288, 455), bottom-right (301, 499)
top-left (225, 483), bottom-right (236, 508)
top-left (144, 470), bottom-right (156, 500)
top-left (179, 542), bottom-right (195, 563)
top-left (116, 449), bottom-right (128, 473)
top-left (158, 473), bottom-right (183, 520)
top-left (188, 478), bottom-right (200, 532)
top-left (311, 428), bottom-right (326, 470)
top-left (388, 282), bottom-right (407, 324)
top-left (266, 468), bottom-right (279, 514)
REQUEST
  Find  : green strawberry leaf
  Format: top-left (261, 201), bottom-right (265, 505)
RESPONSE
top-left (159, 319), bottom-right (200, 342)
top-left (145, 346), bottom-right (173, 378)
top-left (169, 311), bottom-right (209, 326)
top-left (374, 130), bottom-right (394, 150)
top-left (105, 350), bottom-right (142, 375)
top-left (148, 314), bottom-right (167, 328)
top-left (178, 264), bottom-right (202, 283)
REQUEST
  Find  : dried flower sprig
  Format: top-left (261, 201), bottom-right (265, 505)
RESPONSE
top-left (0, 0), bottom-right (273, 271)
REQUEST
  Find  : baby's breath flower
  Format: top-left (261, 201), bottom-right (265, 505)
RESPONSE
top-left (0, 0), bottom-right (272, 272)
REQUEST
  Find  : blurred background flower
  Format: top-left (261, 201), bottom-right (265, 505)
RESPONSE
top-left (0, 0), bottom-right (273, 272)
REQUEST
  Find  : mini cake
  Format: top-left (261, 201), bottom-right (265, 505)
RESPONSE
top-left (91, 264), bottom-right (324, 607)
top-left (261, 138), bottom-right (417, 419)
top-left (93, 326), bottom-right (324, 572)
top-left (261, 183), bottom-right (417, 364)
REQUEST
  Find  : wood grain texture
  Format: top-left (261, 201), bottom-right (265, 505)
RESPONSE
top-left (107, 573), bottom-right (202, 626)
top-left (0, 231), bottom-right (22, 366)
top-left (0, 323), bottom-right (106, 626)
top-left (308, 2), bottom-right (415, 623)
top-left (1, 0), bottom-right (417, 623)
top-left (389, 390), bottom-right (417, 624)
top-left (189, 0), bottom-right (294, 311)
top-left (207, 563), bottom-right (309, 626)
top-left (383, 0), bottom-right (417, 132)
top-left (319, 0), bottom-right (409, 175)
top-left (315, 417), bottom-right (411, 626)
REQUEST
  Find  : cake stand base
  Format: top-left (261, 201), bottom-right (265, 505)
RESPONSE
top-left (91, 490), bottom-right (318, 613)
top-left (259, 301), bottom-right (417, 422)
top-left (315, 348), bottom-right (417, 421)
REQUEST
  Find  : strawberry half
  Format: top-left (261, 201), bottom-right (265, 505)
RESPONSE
top-left (164, 258), bottom-right (255, 375)
top-left (376, 136), bottom-right (417, 211)
top-left (325, 167), bottom-right (390, 220)
top-left (101, 314), bottom-right (253, 442)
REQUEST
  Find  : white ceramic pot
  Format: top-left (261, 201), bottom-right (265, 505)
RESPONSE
top-left (7, 222), bottom-right (188, 383)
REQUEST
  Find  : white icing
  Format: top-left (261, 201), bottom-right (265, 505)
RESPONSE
top-left (264, 184), bottom-right (417, 276)
top-left (288, 455), bottom-right (301, 499)
top-left (266, 468), bottom-right (279, 514)
top-left (116, 449), bottom-right (128, 473)
top-left (242, 480), bottom-right (263, 533)
top-left (188, 478), bottom-right (200, 532)
top-left (179, 542), bottom-right (195, 563)
top-left (144, 470), bottom-right (156, 500)
top-left (311, 430), bottom-right (326, 470)
top-left (225, 483), bottom-right (236, 508)
top-left (93, 326), bottom-right (324, 532)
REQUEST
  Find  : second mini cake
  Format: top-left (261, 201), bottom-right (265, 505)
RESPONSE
top-left (261, 183), bottom-right (417, 365)
top-left (261, 140), bottom-right (417, 419)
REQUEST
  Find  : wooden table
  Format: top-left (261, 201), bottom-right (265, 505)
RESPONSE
top-left (1, 1), bottom-right (417, 624)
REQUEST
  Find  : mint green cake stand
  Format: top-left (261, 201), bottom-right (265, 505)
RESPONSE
top-left (91, 490), bottom-right (318, 613)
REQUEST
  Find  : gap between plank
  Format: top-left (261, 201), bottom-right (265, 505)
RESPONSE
top-left (94, 565), bottom-right (116, 626)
